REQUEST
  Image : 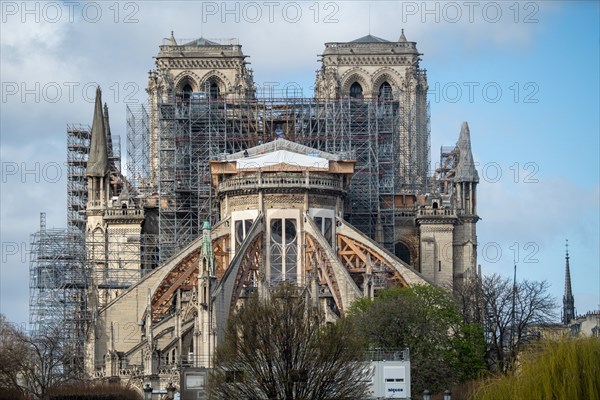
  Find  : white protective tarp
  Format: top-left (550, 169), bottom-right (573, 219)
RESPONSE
top-left (236, 150), bottom-right (329, 170)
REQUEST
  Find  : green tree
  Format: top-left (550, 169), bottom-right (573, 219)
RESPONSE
top-left (350, 285), bottom-right (486, 395)
top-left (208, 284), bottom-right (370, 400)
top-left (473, 337), bottom-right (600, 400)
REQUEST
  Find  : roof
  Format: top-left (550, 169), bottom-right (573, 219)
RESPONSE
top-left (236, 149), bottom-right (329, 170)
top-left (350, 34), bottom-right (390, 43)
top-left (183, 37), bottom-right (220, 46)
top-left (226, 139), bottom-right (343, 161)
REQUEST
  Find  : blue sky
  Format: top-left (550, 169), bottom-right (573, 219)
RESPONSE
top-left (1, 1), bottom-right (598, 326)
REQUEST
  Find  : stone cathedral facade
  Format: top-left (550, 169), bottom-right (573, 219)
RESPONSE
top-left (82, 32), bottom-right (480, 392)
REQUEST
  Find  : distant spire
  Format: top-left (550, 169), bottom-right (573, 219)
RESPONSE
top-left (454, 121), bottom-right (479, 183)
top-left (86, 87), bottom-right (109, 178)
top-left (399, 29), bottom-right (407, 42)
top-left (562, 239), bottom-right (575, 325)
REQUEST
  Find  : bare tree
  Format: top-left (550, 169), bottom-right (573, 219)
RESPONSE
top-left (0, 314), bottom-right (29, 397)
top-left (0, 314), bottom-right (78, 399)
top-left (23, 324), bottom-right (79, 398)
top-left (208, 284), bottom-right (370, 400)
top-left (482, 273), bottom-right (557, 373)
top-left (454, 269), bottom-right (485, 325)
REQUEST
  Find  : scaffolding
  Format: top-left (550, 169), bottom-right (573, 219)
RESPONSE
top-left (67, 122), bottom-right (122, 234)
top-left (126, 104), bottom-right (151, 196)
top-left (86, 219), bottom-right (158, 308)
top-left (67, 125), bottom-right (90, 234)
top-left (30, 119), bottom-right (147, 373)
top-left (127, 94), bottom-right (430, 260)
top-left (28, 89), bottom-right (430, 375)
top-left (29, 213), bottom-right (88, 376)
top-left (28, 212), bottom-right (158, 370)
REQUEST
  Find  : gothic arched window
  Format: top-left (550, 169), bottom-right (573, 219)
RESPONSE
top-left (207, 80), bottom-right (220, 99)
top-left (349, 82), bottom-right (363, 99)
top-left (182, 83), bottom-right (193, 101)
top-left (379, 81), bottom-right (393, 100)
top-left (270, 218), bottom-right (298, 284)
top-left (395, 242), bottom-right (411, 266)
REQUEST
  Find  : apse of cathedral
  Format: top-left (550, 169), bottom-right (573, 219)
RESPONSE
top-left (82, 32), bottom-right (480, 388)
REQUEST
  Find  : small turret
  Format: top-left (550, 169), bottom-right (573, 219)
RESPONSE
top-left (168, 30), bottom-right (177, 46)
top-left (398, 28), bottom-right (407, 42)
top-left (201, 220), bottom-right (215, 276)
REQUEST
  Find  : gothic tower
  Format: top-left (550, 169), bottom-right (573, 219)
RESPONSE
top-left (562, 240), bottom-right (575, 325)
top-left (314, 30), bottom-right (429, 189)
top-left (417, 122), bottom-right (479, 290)
top-left (452, 122), bottom-right (480, 285)
top-left (86, 87), bottom-right (111, 306)
top-left (86, 87), bottom-right (145, 308)
top-left (146, 32), bottom-right (256, 188)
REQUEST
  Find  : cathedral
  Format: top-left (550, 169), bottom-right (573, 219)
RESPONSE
top-left (35, 31), bottom-right (481, 394)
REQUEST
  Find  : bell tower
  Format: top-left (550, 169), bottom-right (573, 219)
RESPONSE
top-left (146, 32), bottom-right (256, 187)
top-left (314, 30), bottom-right (429, 191)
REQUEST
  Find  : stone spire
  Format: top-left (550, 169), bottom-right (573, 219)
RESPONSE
top-left (562, 240), bottom-right (575, 325)
top-left (86, 87), bottom-right (109, 178)
top-left (454, 121), bottom-right (479, 183)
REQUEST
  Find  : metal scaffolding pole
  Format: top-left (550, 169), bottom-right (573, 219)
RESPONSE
top-left (126, 94), bottom-right (429, 262)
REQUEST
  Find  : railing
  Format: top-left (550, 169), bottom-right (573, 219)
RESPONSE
top-left (119, 366), bottom-right (142, 376)
top-left (417, 208), bottom-right (456, 217)
top-left (365, 348), bottom-right (410, 362)
top-left (325, 41), bottom-right (416, 51)
top-left (218, 173), bottom-right (344, 193)
top-left (92, 368), bottom-right (106, 378)
top-left (105, 208), bottom-right (144, 217)
top-left (396, 209), bottom-right (416, 217)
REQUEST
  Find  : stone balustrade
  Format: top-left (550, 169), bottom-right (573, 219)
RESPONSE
top-left (417, 208), bottom-right (456, 217)
top-left (105, 208), bottom-right (144, 218)
top-left (218, 173), bottom-right (344, 194)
